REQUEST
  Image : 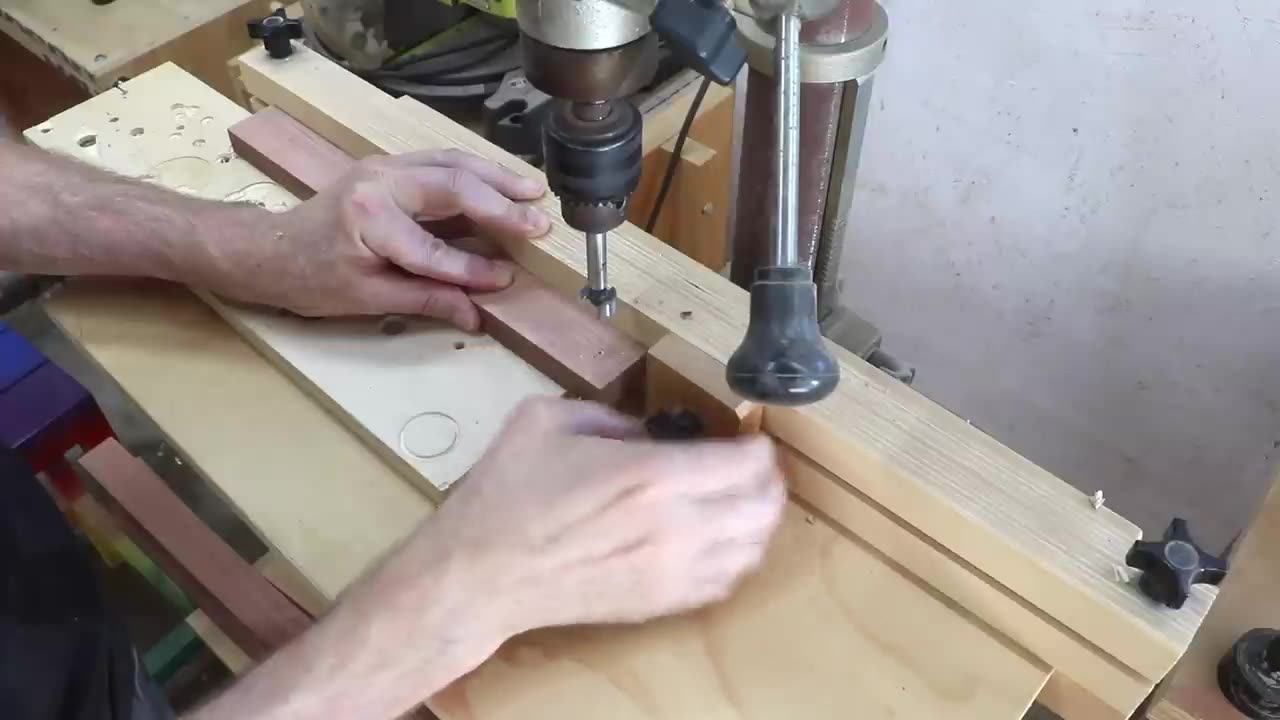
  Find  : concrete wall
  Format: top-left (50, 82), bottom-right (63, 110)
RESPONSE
top-left (845, 0), bottom-right (1280, 548)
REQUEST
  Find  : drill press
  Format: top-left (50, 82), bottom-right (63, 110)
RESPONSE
top-left (514, 0), bottom-right (842, 404)
top-left (515, 0), bottom-right (743, 318)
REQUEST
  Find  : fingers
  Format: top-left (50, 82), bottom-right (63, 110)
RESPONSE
top-left (385, 149), bottom-right (547, 200)
top-left (655, 435), bottom-right (782, 499)
top-left (388, 165), bottom-right (550, 239)
top-left (559, 402), bottom-right (646, 439)
top-left (698, 478), bottom-right (786, 556)
top-left (362, 200), bottom-right (516, 290)
top-left (360, 271), bottom-right (481, 331)
top-left (399, 165), bottom-right (550, 235)
top-left (514, 397), bottom-right (645, 440)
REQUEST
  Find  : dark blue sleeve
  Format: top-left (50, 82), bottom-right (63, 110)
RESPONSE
top-left (0, 446), bottom-right (137, 720)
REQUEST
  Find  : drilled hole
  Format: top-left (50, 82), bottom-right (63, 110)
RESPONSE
top-left (77, 134), bottom-right (97, 148)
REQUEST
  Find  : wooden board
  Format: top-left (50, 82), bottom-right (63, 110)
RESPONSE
top-left (26, 62), bottom-right (562, 498)
top-left (234, 44), bottom-right (1213, 683)
top-left (434, 504), bottom-right (1049, 720)
top-left (80, 439), bottom-right (312, 660)
top-left (46, 280), bottom-right (431, 601)
top-left (1148, 468), bottom-right (1280, 720)
top-left (646, 334), bottom-right (1147, 717)
top-left (0, 0), bottom-right (272, 97)
top-left (32, 63), bottom-right (1055, 720)
top-left (0, 30), bottom-right (87, 139)
top-left (228, 107), bottom-right (647, 406)
top-left (188, 549), bottom-right (326, 677)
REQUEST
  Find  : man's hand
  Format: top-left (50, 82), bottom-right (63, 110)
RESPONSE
top-left (216, 150), bottom-right (551, 329)
top-left (428, 397), bottom-right (787, 634)
top-left (188, 398), bottom-right (786, 719)
top-left (1, 143), bottom-right (550, 327)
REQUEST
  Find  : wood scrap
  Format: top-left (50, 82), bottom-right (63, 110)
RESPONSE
top-left (233, 43), bottom-right (1212, 683)
top-left (79, 440), bottom-right (311, 660)
top-left (228, 108), bottom-right (646, 405)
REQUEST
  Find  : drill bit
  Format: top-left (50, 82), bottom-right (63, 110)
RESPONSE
top-left (582, 231), bottom-right (616, 319)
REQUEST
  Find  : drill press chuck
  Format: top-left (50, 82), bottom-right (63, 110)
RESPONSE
top-left (543, 100), bottom-right (644, 233)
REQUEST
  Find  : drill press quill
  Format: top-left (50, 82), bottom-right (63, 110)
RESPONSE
top-left (515, 0), bottom-right (744, 318)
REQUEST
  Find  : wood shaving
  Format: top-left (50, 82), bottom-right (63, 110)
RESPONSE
top-left (1091, 490), bottom-right (1105, 510)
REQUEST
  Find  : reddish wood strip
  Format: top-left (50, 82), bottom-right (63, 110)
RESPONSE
top-left (229, 106), bottom-right (351, 197)
top-left (228, 108), bottom-right (646, 404)
top-left (79, 440), bottom-right (312, 660)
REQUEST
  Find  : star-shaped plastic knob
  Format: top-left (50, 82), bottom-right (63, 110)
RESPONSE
top-left (248, 9), bottom-right (303, 59)
top-left (1126, 518), bottom-right (1228, 610)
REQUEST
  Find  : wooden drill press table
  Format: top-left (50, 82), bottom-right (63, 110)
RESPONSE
top-left (23, 43), bottom-right (1234, 719)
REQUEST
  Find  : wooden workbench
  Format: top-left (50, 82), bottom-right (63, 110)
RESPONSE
top-left (0, 0), bottom-right (272, 98)
top-left (23, 48), bottom-right (1223, 718)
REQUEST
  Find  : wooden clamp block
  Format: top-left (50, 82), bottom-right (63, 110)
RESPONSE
top-left (228, 107), bottom-right (646, 405)
top-left (645, 333), bottom-right (759, 436)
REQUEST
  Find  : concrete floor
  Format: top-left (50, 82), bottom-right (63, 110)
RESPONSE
top-left (845, 0), bottom-right (1280, 551)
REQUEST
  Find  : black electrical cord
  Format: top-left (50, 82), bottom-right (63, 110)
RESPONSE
top-left (303, 21), bottom-right (514, 80)
top-left (645, 75), bottom-right (711, 234)
top-left (371, 34), bottom-right (517, 78)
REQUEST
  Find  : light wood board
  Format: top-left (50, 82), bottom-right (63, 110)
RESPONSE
top-left (0, 0), bottom-right (272, 96)
top-left (235, 44), bottom-right (1213, 683)
top-left (33, 63), bottom-right (1055, 719)
top-left (46, 280), bottom-right (429, 602)
top-left (26, 62), bottom-right (562, 497)
top-left (435, 504), bottom-right (1049, 720)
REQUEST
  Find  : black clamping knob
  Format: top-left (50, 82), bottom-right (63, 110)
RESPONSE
top-left (1125, 518), bottom-right (1229, 609)
top-left (645, 409), bottom-right (705, 441)
top-left (248, 9), bottom-right (303, 59)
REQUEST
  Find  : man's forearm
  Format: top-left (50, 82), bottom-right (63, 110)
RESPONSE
top-left (0, 141), bottom-right (275, 288)
top-left (186, 525), bottom-right (510, 720)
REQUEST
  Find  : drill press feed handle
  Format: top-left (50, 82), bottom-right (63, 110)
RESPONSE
top-left (727, 267), bottom-right (840, 405)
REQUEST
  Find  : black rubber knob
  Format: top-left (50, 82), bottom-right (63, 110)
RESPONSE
top-left (248, 9), bottom-right (303, 59)
top-left (1125, 518), bottom-right (1229, 610)
top-left (1219, 628), bottom-right (1280, 719)
top-left (726, 267), bottom-right (839, 406)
